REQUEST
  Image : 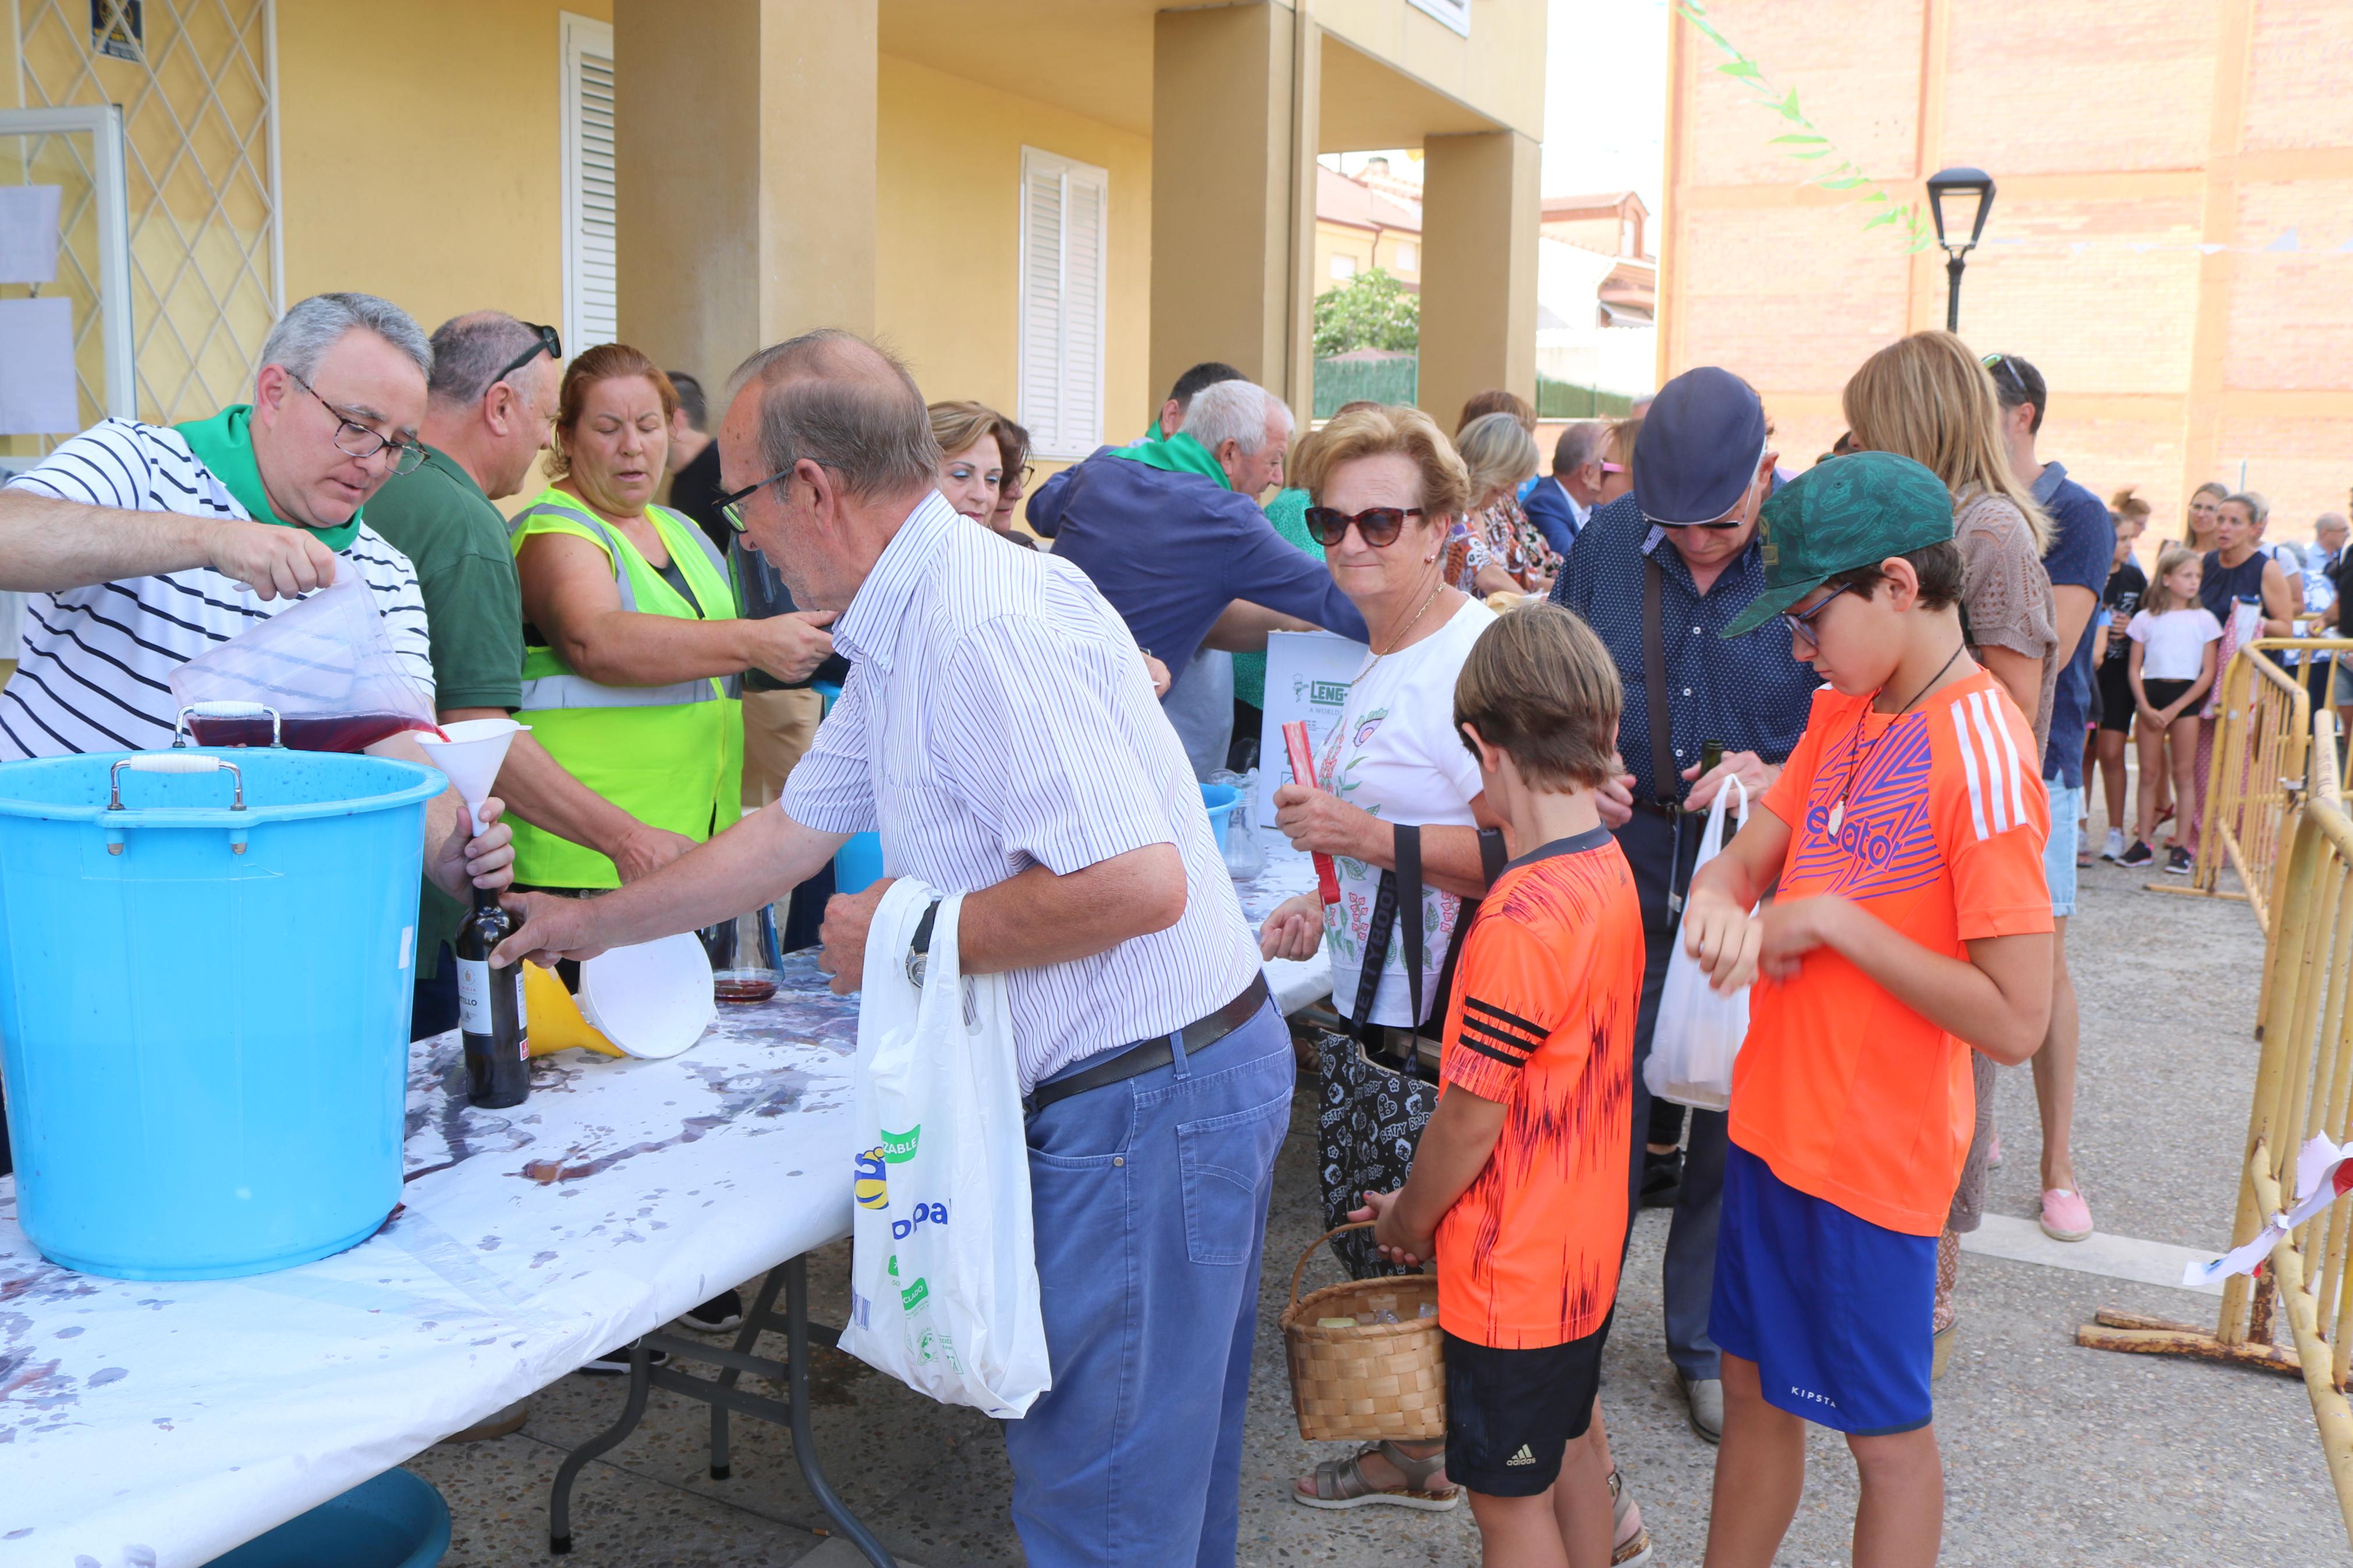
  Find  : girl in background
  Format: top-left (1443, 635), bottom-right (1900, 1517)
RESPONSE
top-left (2121, 546), bottom-right (2223, 873)
top-left (2092, 488), bottom-right (2155, 860)
top-left (2177, 480), bottom-right (2228, 554)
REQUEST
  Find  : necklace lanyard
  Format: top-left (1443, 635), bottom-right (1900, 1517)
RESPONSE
top-left (1827, 643), bottom-right (1966, 836)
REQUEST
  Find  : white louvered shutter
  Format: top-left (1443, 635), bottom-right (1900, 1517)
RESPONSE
top-left (562, 13), bottom-right (618, 353)
top-left (1018, 148), bottom-right (1108, 458)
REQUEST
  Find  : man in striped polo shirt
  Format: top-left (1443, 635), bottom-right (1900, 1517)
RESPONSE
top-left (0, 290), bottom-right (512, 902)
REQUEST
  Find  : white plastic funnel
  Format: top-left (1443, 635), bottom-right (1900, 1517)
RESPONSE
top-left (416, 716), bottom-right (529, 835)
top-left (578, 933), bottom-right (716, 1059)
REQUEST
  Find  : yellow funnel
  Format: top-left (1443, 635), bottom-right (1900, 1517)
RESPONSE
top-left (522, 961), bottom-right (624, 1058)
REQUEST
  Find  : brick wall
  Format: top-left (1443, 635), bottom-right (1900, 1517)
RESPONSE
top-left (1665, 0), bottom-right (2353, 546)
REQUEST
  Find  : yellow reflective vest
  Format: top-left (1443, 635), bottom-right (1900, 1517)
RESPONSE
top-left (506, 489), bottom-right (744, 888)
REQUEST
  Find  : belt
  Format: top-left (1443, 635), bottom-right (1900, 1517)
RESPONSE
top-left (1026, 974), bottom-right (1272, 1113)
top-left (1631, 797), bottom-right (1685, 820)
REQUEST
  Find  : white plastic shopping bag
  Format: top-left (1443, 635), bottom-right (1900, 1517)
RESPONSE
top-left (838, 879), bottom-right (1051, 1417)
top-left (1645, 774), bottom-right (1752, 1112)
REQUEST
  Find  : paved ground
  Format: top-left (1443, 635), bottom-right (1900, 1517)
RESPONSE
top-left (407, 792), bottom-right (2353, 1565)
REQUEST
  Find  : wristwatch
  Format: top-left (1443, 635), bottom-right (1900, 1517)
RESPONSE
top-left (905, 899), bottom-right (942, 989)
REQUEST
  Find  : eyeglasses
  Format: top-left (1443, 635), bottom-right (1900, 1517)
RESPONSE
top-left (1780, 583), bottom-right (1852, 646)
top-left (714, 469), bottom-right (793, 533)
top-left (491, 322), bottom-right (562, 387)
top-left (289, 372), bottom-right (425, 475)
top-left (1599, 461), bottom-right (1626, 475)
top-left (1303, 505), bottom-right (1422, 549)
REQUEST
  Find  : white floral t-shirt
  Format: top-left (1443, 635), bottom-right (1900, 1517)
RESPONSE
top-left (1318, 595), bottom-right (1496, 1026)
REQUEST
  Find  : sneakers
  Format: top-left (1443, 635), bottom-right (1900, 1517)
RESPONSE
top-left (681, 1290), bottom-right (744, 1334)
top-left (2166, 845), bottom-right (2194, 876)
top-left (2119, 839), bottom-right (2156, 868)
top-left (2100, 827), bottom-right (2126, 862)
top-left (1608, 1469), bottom-right (1653, 1567)
top-left (2041, 1188), bottom-right (2095, 1242)
top-left (579, 1345), bottom-right (669, 1376)
top-left (1678, 1371), bottom-right (1723, 1445)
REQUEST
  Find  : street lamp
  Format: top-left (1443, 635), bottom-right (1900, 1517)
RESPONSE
top-left (1925, 166), bottom-right (1997, 332)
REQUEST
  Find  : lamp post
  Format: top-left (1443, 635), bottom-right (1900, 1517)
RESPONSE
top-left (1925, 166), bottom-right (1997, 332)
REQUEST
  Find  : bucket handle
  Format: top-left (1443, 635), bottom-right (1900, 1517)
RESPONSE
top-left (1287, 1221), bottom-right (1432, 1309)
top-left (109, 753), bottom-right (246, 811)
top-left (173, 702), bottom-right (281, 749)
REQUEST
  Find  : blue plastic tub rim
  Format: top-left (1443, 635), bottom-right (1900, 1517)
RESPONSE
top-left (0, 750), bottom-right (446, 827)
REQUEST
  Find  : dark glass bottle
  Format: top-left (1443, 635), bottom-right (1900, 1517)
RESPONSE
top-left (455, 886), bottom-right (530, 1108)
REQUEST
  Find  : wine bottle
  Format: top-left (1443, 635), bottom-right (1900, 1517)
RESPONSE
top-left (454, 886), bottom-right (530, 1109)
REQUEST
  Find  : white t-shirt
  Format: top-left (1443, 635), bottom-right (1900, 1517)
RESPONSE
top-left (0, 418), bottom-right (432, 760)
top-left (1315, 595), bottom-right (1496, 1026)
top-left (2126, 606), bottom-right (2223, 681)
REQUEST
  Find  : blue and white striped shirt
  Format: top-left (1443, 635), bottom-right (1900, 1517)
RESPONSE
top-left (782, 492), bottom-right (1262, 1090)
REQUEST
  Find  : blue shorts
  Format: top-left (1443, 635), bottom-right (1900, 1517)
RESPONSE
top-left (1710, 1144), bottom-right (1936, 1435)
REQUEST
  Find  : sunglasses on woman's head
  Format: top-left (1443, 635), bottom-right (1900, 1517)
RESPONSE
top-left (1303, 506), bottom-right (1422, 549)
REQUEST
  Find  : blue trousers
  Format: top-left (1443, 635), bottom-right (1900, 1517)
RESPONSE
top-left (1617, 806), bottom-right (1727, 1382)
top-left (1002, 998), bottom-right (1295, 1568)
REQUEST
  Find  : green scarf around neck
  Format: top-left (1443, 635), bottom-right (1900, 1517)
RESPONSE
top-left (1105, 429), bottom-right (1230, 489)
top-left (176, 404), bottom-right (362, 552)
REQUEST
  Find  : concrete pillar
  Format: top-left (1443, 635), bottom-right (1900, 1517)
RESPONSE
top-left (616, 0), bottom-right (876, 396)
top-left (1150, 2), bottom-right (1312, 417)
top-left (1418, 129), bottom-right (1541, 428)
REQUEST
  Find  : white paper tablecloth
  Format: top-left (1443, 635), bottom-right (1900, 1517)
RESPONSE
top-left (0, 867), bottom-right (1331, 1567)
top-left (0, 959), bottom-right (863, 1568)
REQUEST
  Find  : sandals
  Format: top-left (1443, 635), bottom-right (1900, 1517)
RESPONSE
top-left (1291, 1441), bottom-right (1461, 1511)
top-left (1610, 1468), bottom-right (1655, 1566)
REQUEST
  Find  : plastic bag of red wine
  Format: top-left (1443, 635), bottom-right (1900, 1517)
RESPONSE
top-left (168, 572), bottom-right (441, 753)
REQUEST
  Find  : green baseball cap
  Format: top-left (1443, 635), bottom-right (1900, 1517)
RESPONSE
top-left (1720, 451), bottom-right (1957, 639)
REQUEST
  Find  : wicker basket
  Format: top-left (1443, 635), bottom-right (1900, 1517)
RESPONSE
top-left (1279, 1222), bottom-right (1445, 1441)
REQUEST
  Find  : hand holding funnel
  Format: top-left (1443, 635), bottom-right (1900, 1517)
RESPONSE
top-left (415, 716), bottom-right (528, 835)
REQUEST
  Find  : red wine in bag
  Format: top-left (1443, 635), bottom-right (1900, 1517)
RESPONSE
top-left (168, 573), bottom-right (439, 750)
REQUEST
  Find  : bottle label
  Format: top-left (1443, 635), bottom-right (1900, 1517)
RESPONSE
top-left (515, 970), bottom-right (530, 1060)
top-left (456, 958), bottom-right (492, 1035)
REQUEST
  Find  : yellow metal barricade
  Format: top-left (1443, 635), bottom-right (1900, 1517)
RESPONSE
top-left (2084, 709), bottom-right (2353, 1544)
top-left (2158, 639), bottom-right (2353, 929)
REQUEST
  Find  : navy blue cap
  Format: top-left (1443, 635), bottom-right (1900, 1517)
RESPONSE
top-left (1631, 367), bottom-right (1770, 525)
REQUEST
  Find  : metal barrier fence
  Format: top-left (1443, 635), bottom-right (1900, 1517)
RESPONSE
top-left (2160, 639), bottom-right (2353, 930)
top-left (2082, 707), bottom-right (2353, 1542)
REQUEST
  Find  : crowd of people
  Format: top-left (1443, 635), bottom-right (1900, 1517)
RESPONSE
top-left (0, 285), bottom-right (2333, 1568)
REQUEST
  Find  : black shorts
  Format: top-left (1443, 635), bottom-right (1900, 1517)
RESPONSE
top-left (2096, 658), bottom-right (2136, 733)
top-left (2142, 677), bottom-right (2195, 714)
top-left (1443, 1313), bottom-right (1612, 1497)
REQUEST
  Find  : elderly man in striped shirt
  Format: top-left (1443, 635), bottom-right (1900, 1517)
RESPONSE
top-left (496, 329), bottom-right (1293, 1568)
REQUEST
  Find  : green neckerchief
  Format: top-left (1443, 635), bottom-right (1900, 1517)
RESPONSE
top-left (1104, 429), bottom-right (1230, 488)
top-left (176, 404), bottom-right (361, 552)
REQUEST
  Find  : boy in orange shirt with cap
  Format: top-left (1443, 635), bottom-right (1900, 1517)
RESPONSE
top-left (1355, 602), bottom-right (1645, 1568)
top-left (1681, 451), bottom-right (2055, 1567)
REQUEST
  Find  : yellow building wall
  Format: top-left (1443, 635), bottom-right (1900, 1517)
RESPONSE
top-left (275, 0), bottom-right (609, 334)
top-left (1312, 222), bottom-right (1419, 292)
top-left (876, 53), bottom-right (1151, 464)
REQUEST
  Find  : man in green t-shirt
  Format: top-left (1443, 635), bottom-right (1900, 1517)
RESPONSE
top-left (367, 312), bottom-right (700, 1039)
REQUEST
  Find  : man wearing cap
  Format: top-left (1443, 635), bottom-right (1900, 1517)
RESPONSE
top-left (1548, 366), bottom-right (1819, 1445)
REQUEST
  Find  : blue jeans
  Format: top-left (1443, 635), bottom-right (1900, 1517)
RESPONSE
top-left (1002, 998), bottom-right (1295, 1568)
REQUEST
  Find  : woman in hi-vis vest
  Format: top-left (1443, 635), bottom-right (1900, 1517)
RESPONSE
top-left (508, 344), bottom-right (835, 891)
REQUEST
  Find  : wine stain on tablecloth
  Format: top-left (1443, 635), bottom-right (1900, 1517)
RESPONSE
top-left (513, 1058), bottom-right (819, 1187)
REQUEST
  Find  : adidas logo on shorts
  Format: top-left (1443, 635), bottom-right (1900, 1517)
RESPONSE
top-left (1504, 1444), bottom-right (1537, 1467)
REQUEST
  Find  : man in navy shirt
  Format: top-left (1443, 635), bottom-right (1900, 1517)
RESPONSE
top-left (1990, 350), bottom-right (2116, 1245)
top-left (1032, 377), bottom-right (1365, 687)
top-left (1549, 367), bottom-right (1820, 1445)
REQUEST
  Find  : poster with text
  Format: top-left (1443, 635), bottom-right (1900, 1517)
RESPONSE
top-left (1257, 629), bottom-right (1368, 829)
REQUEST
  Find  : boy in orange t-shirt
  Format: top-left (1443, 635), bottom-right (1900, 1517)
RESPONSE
top-left (1682, 453), bottom-right (2055, 1568)
top-left (1355, 603), bottom-right (1643, 1567)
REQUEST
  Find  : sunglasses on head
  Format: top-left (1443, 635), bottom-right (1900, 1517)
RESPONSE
top-left (492, 322), bottom-right (563, 386)
top-left (1981, 351), bottom-right (2029, 402)
top-left (1303, 505), bottom-right (1422, 549)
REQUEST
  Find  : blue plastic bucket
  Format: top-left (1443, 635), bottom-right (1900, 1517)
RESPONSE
top-left (0, 750), bottom-right (443, 1280)
top-left (207, 1468), bottom-right (451, 1568)
top-left (1199, 782), bottom-right (1240, 857)
top-left (833, 831), bottom-right (885, 897)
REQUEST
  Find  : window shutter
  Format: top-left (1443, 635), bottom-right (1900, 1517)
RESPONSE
top-left (1018, 148), bottom-right (1108, 459)
top-left (562, 13), bottom-right (617, 353)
